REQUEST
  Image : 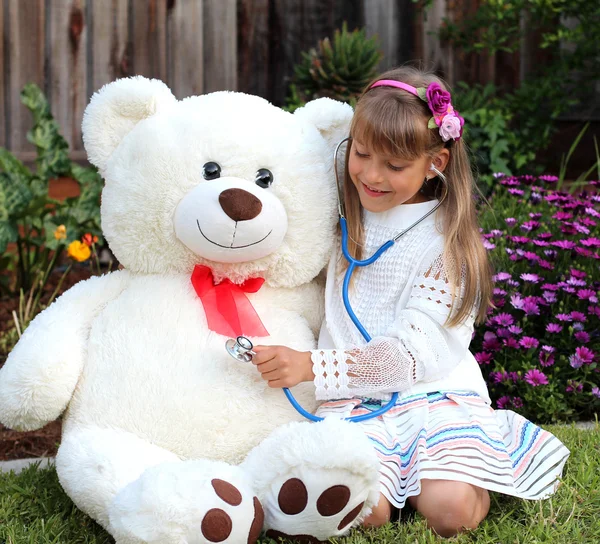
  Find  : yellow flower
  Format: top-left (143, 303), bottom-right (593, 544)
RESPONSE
top-left (54, 224), bottom-right (67, 240)
top-left (67, 240), bottom-right (91, 262)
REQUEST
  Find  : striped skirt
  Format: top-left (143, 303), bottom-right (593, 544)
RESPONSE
top-left (315, 391), bottom-right (570, 509)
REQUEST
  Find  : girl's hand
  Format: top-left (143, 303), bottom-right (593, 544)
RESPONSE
top-left (252, 346), bottom-right (314, 388)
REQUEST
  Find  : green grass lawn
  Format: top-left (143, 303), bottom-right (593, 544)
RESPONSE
top-left (1, 424), bottom-right (598, 543)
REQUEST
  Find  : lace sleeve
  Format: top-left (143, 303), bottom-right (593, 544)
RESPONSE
top-left (311, 248), bottom-right (476, 401)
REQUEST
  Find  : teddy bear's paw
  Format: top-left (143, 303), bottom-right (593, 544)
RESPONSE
top-left (108, 459), bottom-right (264, 544)
top-left (260, 467), bottom-right (372, 542)
top-left (242, 418), bottom-right (381, 541)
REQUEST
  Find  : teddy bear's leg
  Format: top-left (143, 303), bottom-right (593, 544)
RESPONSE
top-left (57, 427), bottom-right (264, 544)
top-left (241, 417), bottom-right (381, 542)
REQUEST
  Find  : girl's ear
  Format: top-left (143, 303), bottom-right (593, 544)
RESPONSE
top-left (293, 97), bottom-right (353, 154)
top-left (432, 148), bottom-right (451, 173)
top-left (82, 76), bottom-right (177, 174)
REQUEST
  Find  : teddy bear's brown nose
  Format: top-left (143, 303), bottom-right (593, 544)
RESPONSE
top-left (219, 188), bottom-right (263, 222)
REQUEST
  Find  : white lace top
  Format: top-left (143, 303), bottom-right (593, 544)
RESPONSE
top-left (312, 200), bottom-right (490, 402)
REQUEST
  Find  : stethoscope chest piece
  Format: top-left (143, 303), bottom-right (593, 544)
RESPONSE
top-left (225, 336), bottom-right (256, 363)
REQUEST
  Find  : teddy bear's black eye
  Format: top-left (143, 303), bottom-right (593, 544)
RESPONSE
top-left (255, 168), bottom-right (273, 189)
top-left (202, 162), bottom-right (221, 180)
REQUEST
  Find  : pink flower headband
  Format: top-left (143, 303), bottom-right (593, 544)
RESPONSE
top-left (369, 79), bottom-right (464, 142)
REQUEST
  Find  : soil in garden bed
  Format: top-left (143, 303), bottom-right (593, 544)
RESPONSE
top-left (0, 265), bottom-right (94, 461)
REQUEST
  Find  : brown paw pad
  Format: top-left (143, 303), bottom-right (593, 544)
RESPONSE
top-left (201, 508), bottom-right (232, 542)
top-left (247, 496), bottom-right (264, 544)
top-left (266, 529), bottom-right (327, 543)
top-left (316, 485), bottom-right (351, 517)
top-left (337, 501), bottom-right (365, 530)
top-left (211, 478), bottom-right (242, 506)
top-left (278, 478), bottom-right (308, 515)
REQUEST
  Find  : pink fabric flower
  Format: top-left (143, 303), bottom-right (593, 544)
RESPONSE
top-left (426, 82), bottom-right (452, 115)
top-left (439, 113), bottom-right (464, 142)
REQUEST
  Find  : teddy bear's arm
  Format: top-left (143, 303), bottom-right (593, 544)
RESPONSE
top-left (0, 270), bottom-right (131, 431)
top-left (289, 281), bottom-right (325, 338)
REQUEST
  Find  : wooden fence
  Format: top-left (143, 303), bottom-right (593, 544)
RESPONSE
top-left (0, 0), bottom-right (564, 163)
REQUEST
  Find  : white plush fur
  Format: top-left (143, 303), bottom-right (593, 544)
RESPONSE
top-left (0, 77), bottom-right (379, 543)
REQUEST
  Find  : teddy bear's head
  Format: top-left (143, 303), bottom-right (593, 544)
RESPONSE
top-left (82, 77), bottom-right (352, 287)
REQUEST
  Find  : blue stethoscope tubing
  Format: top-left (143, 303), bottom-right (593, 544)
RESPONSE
top-left (283, 137), bottom-right (447, 423)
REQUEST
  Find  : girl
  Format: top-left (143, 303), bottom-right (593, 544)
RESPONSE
top-left (252, 66), bottom-right (570, 537)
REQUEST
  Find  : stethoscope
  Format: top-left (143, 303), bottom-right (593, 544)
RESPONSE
top-left (226, 137), bottom-right (447, 422)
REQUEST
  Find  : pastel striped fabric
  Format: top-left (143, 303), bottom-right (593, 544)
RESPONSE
top-left (315, 391), bottom-right (570, 508)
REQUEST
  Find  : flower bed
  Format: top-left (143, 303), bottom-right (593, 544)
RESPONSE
top-left (474, 175), bottom-right (599, 422)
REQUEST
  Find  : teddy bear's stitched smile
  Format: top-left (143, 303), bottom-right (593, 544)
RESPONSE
top-left (197, 220), bottom-right (272, 249)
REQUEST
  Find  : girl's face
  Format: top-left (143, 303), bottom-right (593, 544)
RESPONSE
top-left (348, 139), bottom-right (446, 213)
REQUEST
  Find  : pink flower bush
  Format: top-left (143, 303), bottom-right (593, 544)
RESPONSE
top-left (473, 175), bottom-right (600, 422)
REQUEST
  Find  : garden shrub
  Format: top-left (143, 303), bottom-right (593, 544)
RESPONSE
top-left (474, 174), bottom-right (600, 422)
top-left (0, 84), bottom-right (103, 296)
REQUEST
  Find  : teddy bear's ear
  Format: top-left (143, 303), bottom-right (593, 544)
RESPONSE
top-left (82, 76), bottom-right (176, 173)
top-left (293, 98), bottom-right (353, 152)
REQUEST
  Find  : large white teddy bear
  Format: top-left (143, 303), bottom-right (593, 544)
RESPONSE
top-left (0, 77), bottom-right (380, 543)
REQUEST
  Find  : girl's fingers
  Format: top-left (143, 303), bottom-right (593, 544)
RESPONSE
top-left (251, 347), bottom-right (277, 365)
top-left (259, 369), bottom-right (281, 381)
top-left (256, 360), bottom-right (279, 375)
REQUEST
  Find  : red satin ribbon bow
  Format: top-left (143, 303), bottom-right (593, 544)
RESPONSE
top-left (191, 265), bottom-right (269, 338)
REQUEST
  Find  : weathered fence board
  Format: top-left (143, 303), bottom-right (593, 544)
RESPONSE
top-left (131, 0), bottom-right (168, 81)
top-left (6, 0), bottom-right (45, 154)
top-left (203, 0), bottom-right (237, 93)
top-left (0, 0), bottom-right (5, 149)
top-left (237, 0), bottom-right (269, 98)
top-left (90, 0), bottom-right (130, 96)
top-left (47, 0), bottom-right (88, 151)
top-left (167, 0), bottom-right (203, 99)
top-left (364, 0), bottom-right (399, 72)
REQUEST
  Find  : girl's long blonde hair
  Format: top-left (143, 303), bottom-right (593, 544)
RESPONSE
top-left (343, 66), bottom-right (492, 326)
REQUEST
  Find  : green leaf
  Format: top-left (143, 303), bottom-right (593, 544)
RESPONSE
top-left (417, 87), bottom-right (428, 101)
top-left (427, 117), bottom-right (437, 129)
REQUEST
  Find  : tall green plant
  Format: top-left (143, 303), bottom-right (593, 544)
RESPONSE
top-left (0, 84), bottom-right (103, 295)
top-left (286, 23), bottom-right (383, 110)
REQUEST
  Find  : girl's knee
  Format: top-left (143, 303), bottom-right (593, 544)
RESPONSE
top-left (362, 493), bottom-right (392, 528)
top-left (414, 481), bottom-right (490, 538)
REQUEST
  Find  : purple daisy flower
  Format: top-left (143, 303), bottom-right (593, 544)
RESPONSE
top-left (474, 352), bottom-right (493, 365)
top-left (505, 217), bottom-right (517, 227)
top-left (512, 397), bottom-right (524, 409)
top-left (494, 313), bottom-right (514, 327)
top-left (529, 213), bottom-right (542, 220)
top-left (524, 369), bottom-right (548, 386)
top-left (571, 311), bottom-right (587, 322)
top-left (504, 337), bottom-right (520, 349)
top-left (570, 269), bottom-right (587, 279)
top-left (508, 325), bottom-right (523, 335)
top-left (576, 247), bottom-right (593, 258)
top-left (521, 273), bottom-right (540, 283)
top-left (483, 240), bottom-right (496, 250)
top-left (542, 283), bottom-right (560, 291)
top-left (538, 232), bottom-right (553, 239)
top-left (592, 387), bottom-right (600, 399)
top-left (553, 211), bottom-right (572, 221)
top-left (493, 288), bottom-right (507, 296)
top-left (581, 237), bottom-right (600, 247)
top-left (519, 337), bottom-right (540, 349)
top-left (588, 305), bottom-right (600, 317)
top-left (577, 289), bottom-right (598, 303)
top-left (556, 313), bottom-right (573, 322)
top-left (575, 346), bottom-right (595, 363)
top-left (493, 272), bottom-right (512, 282)
top-left (574, 223), bottom-right (590, 235)
top-left (508, 188), bottom-right (525, 196)
top-left (523, 300), bottom-right (540, 316)
top-left (532, 239), bottom-right (550, 247)
top-left (552, 240), bottom-right (577, 250)
top-left (575, 331), bottom-right (590, 343)
top-left (496, 396), bottom-right (512, 409)
top-left (510, 294), bottom-right (524, 310)
top-left (543, 291), bottom-right (557, 303)
top-left (539, 353), bottom-right (555, 367)
top-left (546, 323), bottom-right (563, 333)
top-left (539, 174), bottom-right (558, 182)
